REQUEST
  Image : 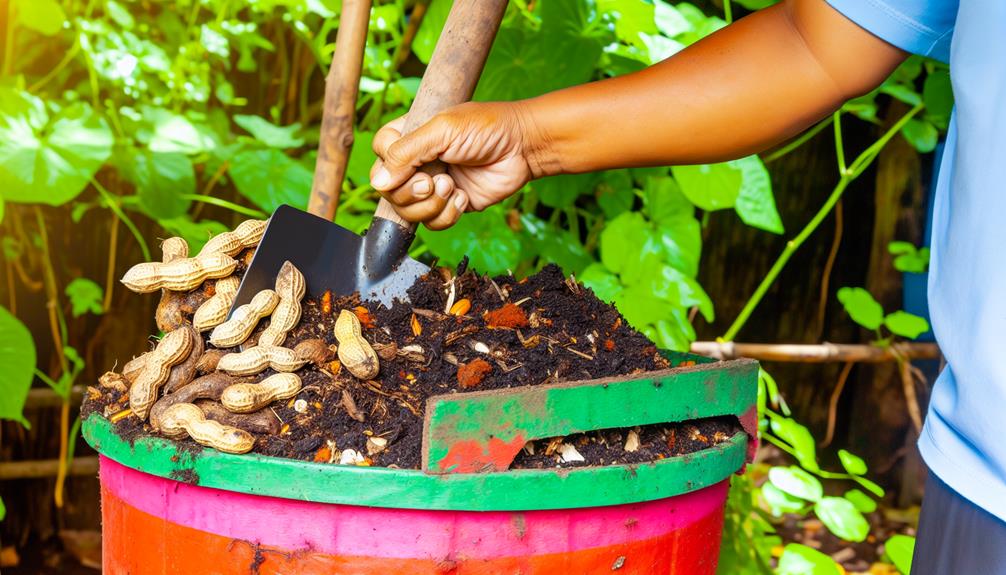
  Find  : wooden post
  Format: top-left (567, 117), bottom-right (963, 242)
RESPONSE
top-left (308, 0), bottom-right (372, 220)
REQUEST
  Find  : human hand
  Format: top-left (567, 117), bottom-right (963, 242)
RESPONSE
top-left (369, 101), bottom-right (546, 230)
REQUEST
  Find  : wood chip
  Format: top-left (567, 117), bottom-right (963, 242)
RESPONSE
top-left (341, 389), bottom-right (366, 422)
top-left (624, 430), bottom-right (641, 453)
top-left (558, 443), bottom-right (585, 463)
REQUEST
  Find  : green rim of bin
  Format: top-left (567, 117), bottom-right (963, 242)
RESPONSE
top-left (83, 414), bottom-right (747, 511)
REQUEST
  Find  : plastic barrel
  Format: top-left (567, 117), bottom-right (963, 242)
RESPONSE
top-left (85, 414), bottom-right (749, 574)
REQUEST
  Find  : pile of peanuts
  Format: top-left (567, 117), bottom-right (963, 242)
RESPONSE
top-left (100, 219), bottom-right (381, 455)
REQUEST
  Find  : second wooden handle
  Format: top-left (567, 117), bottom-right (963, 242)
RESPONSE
top-left (373, 0), bottom-right (509, 231)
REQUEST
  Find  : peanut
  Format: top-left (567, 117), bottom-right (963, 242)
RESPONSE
top-left (257, 261), bottom-right (305, 347)
top-left (129, 328), bottom-right (195, 419)
top-left (163, 325), bottom-right (203, 394)
top-left (98, 371), bottom-right (129, 393)
top-left (122, 352), bottom-right (150, 384)
top-left (158, 403), bottom-right (255, 454)
top-left (209, 289), bottom-right (279, 348)
top-left (193, 276), bottom-right (241, 332)
top-left (334, 310), bottom-right (379, 380)
top-left (198, 219), bottom-right (267, 257)
top-left (121, 252), bottom-right (237, 293)
top-left (216, 345), bottom-right (307, 376)
top-left (155, 238), bottom-right (190, 332)
top-left (293, 338), bottom-right (335, 367)
top-left (149, 372), bottom-right (238, 429)
top-left (195, 349), bottom-right (228, 374)
top-left (195, 400), bottom-right (281, 435)
top-left (221, 373), bottom-right (302, 413)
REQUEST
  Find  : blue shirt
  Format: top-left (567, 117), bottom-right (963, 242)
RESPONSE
top-left (826, 0), bottom-right (1006, 520)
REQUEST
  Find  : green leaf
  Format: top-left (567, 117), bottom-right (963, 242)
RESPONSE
top-left (233, 115), bottom-right (304, 149)
top-left (105, 0), bottom-right (135, 28)
top-left (536, 173), bottom-right (595, 209)
top-left (654, 1), bottom-right (692, 38)
top-left (901, 118), bottom-right (938, 153)
top-left (642, 175), bottom-right (692, 224)
top-left (346, 130), bottom-right (376, 186)
top-left (776, 543), bottom-right (841, 575)
top-left (580, 263), bottom-right (623, 304)
top-left (14, 0), bottom-right (66, 35)
top-left (600, 212), bottom-right (650, 276)
top-left (844, 489), bottom-right (878, 514)
top-left (880, 81), bottom-right (922, 106)
top-left (65, 278), bottom-right (104, 317)
top-left (837, 287), bottom-right (884, 330)
top-left (885, 534), bottom-right (916, 574)
top-left (158, 217), bottom-right (228, 254)
top-left (0, 195), bottom-right (4, 226)
top-left (768, 466), bottom-right (823, 502)
top-left (0, 305), bottom-right (35, 427)
top-left (923, 69), bottom-right (953, 129)
top-left (118, 149), bottom-right (195, 219)
top-left (142, 107), bottom-right (214, 155)
top-left (761, 482), bottom-right (805, 516)
top-left (671, 162), bottom-right (742, 211)
top-left (884, 310), bottom-right (930, 339)
top-left (853, 475), bottom-right (886, 498)
top-left (815, 496), bottom-right (870, 542)
top-left (838, 449), bottom-right (867, 475)
top-left (0, 89), bottom-right (112, 206)
top-left (229, 148), bottom-right (312, 213)
top-left (413, 0), bottom-right (450, 64)
top-left (520, 214), bottom-right (595, 275)
top-left (595, 171), bottom-right (635, 219)
top-left (598, 0), bottom-right (657, 48)
top-left (770, 417), bottom-right (819, 471)
top-left (731, 155), bottom-right (784, 234)
top-left (889, 241), bottom-right (930, 273)
top-left (0, 495), bottom-right (5, 521)
top-left (417, 206), bottom-right (521, 275)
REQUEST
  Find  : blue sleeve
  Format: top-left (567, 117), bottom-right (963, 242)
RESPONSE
top-left (826, 0), bottom-right (958, 62)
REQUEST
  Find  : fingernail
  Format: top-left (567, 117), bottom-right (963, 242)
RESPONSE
top-left (454, 194), bottom-right (467, 211)
top-left (434, 178), bottom-right (451, 198)
top-left (413, 180), bottom-right (430, 197)
top-left (372, 168), bottom-right (390, 189)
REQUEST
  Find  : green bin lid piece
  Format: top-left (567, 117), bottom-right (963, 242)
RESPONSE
top-left (83, 414), bottom-right (748, 511)
top-left (422, 358), bottom-right (758, 473)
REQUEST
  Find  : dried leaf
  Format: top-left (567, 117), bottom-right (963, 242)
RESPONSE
top-left (410, 313), bottom-right (422, 336)
top-left (449, 298), bottom-right (471, 316)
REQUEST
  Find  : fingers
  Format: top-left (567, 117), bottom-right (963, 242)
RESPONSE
top-left (370, 114), bottom-right (455, 192)
top-left (378, 173), bottom-right (468, 230)
top-left (424, 188), bottom-right (469, 231)
top-left (370, 163), bottom-right (435, 207)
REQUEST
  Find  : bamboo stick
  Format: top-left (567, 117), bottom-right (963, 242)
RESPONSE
top-left (0, 456), bottom-right (99, 480)
top-left (689, 341), bottom-right (940, 363)
top-left (308, 0), bottom-right (372, 220)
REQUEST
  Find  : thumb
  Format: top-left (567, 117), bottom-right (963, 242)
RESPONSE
top-left (371, 114), bottom-right (455, 192)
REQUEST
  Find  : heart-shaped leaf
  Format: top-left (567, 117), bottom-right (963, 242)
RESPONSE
top-left (0, 306), bottom-right (35, 427)
top-left (0, 88), bottom-right (112, 206)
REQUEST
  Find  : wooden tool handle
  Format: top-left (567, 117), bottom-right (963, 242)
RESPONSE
top-left (373, 0), bottom-right (508, 231)
top-left (309, 0), bottom-right (372, 220)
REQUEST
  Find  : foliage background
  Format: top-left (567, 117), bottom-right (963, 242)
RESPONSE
top-left (0, 0), bottom-right (949, 572)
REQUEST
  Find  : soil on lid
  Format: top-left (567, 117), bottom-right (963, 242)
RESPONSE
top-left (84, 260), bottom-right (741, 470)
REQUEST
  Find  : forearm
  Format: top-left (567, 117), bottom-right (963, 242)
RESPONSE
top-left (521, 0), bottom-right (905, 176)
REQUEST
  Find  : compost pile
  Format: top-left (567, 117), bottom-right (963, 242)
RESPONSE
top-left (82, 218), bottom-right (739, 469)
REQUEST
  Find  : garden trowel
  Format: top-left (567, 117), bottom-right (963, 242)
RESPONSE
top-left (231, 0), bottom-right (508, 311)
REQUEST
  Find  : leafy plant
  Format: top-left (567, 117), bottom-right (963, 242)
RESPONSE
top-left (838, 286), bottom-right (930, 340)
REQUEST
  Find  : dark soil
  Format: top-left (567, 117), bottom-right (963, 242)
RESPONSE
top-left (83, 261), bottom-right (741, 469)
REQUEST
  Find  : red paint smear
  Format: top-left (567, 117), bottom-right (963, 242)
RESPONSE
top-left (436, 435), bottom-right (527, 473)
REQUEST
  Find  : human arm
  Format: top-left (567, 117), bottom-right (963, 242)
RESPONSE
top-left (370, 0), bottom-right (907, 229)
